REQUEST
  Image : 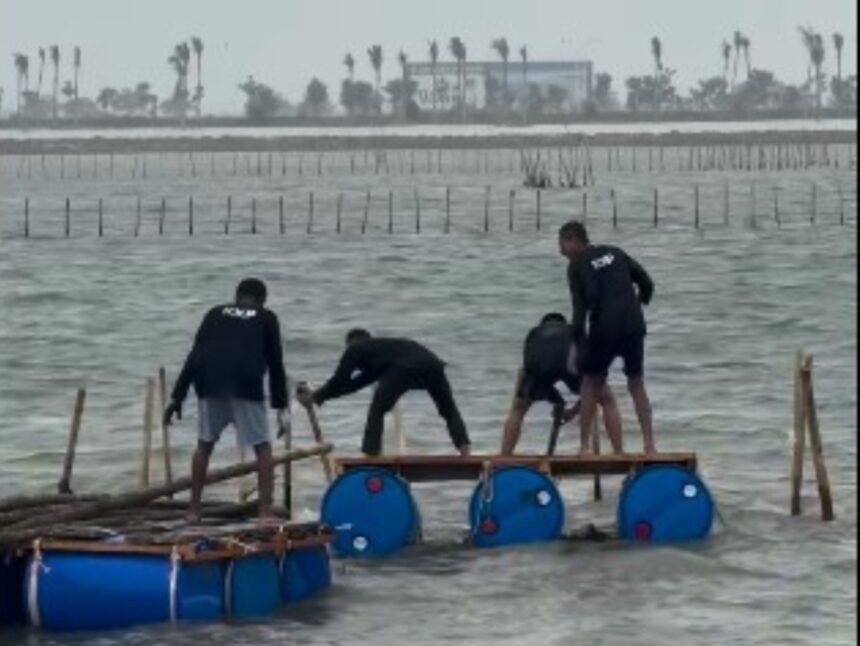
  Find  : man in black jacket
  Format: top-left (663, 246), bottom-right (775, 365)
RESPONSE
top-left (163, 278), bottom-right (288, 522)
top-left (500, 313), bottom-right (623, 455)
top-left (558, 221), bottom-right (656, 454)
top-left (298, 329), bottom-right (471, 456)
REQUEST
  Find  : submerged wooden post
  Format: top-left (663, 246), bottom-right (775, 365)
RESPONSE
top-left (307, 191), bottom-right (314, 234)
top-left (536, 189), bottom-right (541, 231)
top-left (251, 197), bottom-right (257, 234)
top-left (158, 367), bottom-right (173, 494)
top-left (388, 190), bottom-right (394, 234)
top-left (362, 190), bottom-right (371, 234)
top-left (134, 195), bottom-right (142, 237)
top-left (508, 189), bottom-right (515, 232)
top-left (98, 198), bottom-right (104, 237)
top-left (57, 388), bottom-right (86, 494)
top-left (414, 188), bottom-right (421, 234)
top-left (653, 188), bottom-right (659, 227)
top-left (772, 187), bottom-right (780, 228)
top-left (336, 193), bottom-right (344, 234)
top-left (790, 351), bottom-right (835, 521)
top-left (445, 186), bottom-right (451, 233)
top-left (810, 182), bottom-right (817, 225)
top-left (800, 356), bottom-right (834, 521)
top-left (188, 197), bottom-right (194, 236)
top-left (159, 198), bottom-right (166, 236)
top-left (838, 183), bottom-right (844, 226)
top-left (483, 186), bottom-right (490, 232)
top-left (141, 377), bottom-right (155, 489)
top-left (24, 197), bottom-right (29, 238)
top-left (226, 195), bottom-right (232, 234)
top-left (723, 182), bottom-right (730, 226)
top-left (611, 188), bottom-right (618, 229)
top-left (693, 185), bottom-right (700, 228)
top-left (278, 195), bottom-right (285, 234)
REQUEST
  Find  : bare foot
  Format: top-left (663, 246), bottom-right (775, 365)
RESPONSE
top-left (578, 446), bottom-right (594, 456)
top-left (256, 513), bottom-right (283, 528)
top-left (644, 444), bottom-right (658, 456)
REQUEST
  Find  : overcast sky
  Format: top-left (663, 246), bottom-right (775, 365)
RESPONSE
top-left (1, 0), bottom-right (856, 114)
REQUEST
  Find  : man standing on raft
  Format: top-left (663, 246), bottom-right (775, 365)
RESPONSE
top-left (558, 221), bottom-right (657, 454)
top-left (297, 329), bottom-right (471, 457)
top-left (163, 278), bottom-right (289, 523)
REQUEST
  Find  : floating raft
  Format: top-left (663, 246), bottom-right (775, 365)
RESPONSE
top-left (1, 522), bottom-right (333, 632)
top-left (321, 452), bottom-right (712, 556)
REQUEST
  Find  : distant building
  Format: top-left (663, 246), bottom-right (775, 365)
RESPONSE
top-left (405, 60), bottom-right (593, 112)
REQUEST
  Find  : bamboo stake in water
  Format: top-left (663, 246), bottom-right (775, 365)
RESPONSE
top-left (278, 195), bottom-right (285, 234)
top-left (362, 190), bottom-right (371, 234)
top-left (134, 195), bottom-right (142, 237)
top-left (58, 388), bottom-right (86, 494)
top-left (98, 198), bottom-right (104, 237)
top-left (158, 367), bottom-right (173, 494)
top-left (336, 193), bottom-right (344, 233)
top-left (508, 189), bottom-right (515, 232)
top-left (24, 197), bottom-right (29, 238)
top-left (535, 189), bottom-right (541, 231)
top-left (694, 185), bottom-right (700, 229)
top-left (188, 197), bottom-right (194, 236)
top-left (445, 186), bottom-right (451, 233)
top-left (388, 190), bottom-right (394, 234)
top-left (653, 188), bottom-right (659, 227)
top-left (611, 188), bottom-right (618, 229)
top-left (251, 197), bottom-right (257, 234)
top-left (790, 350), bottom-right (805, 516)
top-left (141, 378), bottom-right (155, 489)
top-left (801, 356), bottom-right (834, 521)
top-left (483, 186), bottom-right (490, 232)
top-left (415, 188), bottom-right (421, 234)
top-left (307, 191), bottom-right (314, 234)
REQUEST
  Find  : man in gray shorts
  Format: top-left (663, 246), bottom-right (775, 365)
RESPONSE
top-left (163, 278), bottom-right (289, 523)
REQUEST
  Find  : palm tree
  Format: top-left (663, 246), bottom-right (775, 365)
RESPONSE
top-left (448, 37), bottom-right (466, 122)
top-left (49, 45), bottom-right (59, 119)
top-left (721, 40), bottom-right (732, 83)
top-left (491, 37), bottom-right (510, 113)
top-left (519, 45), bottom-right (528, 119)
top-left (833, 32), bottom-right (844, 101)
top-left (740, 36), bottom-right (751, 79)
top-left (13, 53), bottom-right (28, 115)
top-left (367, 44), bottom-right (383, 113)
top-left (799, 27), bottom-right (826, 110)
top-left (343, 53), bottom-right (355, 80)
top-left (651, 36), bottom-right (663, 112)
top-left (799, 27), bottom-right (816, 84)
top-left (36, 48), bottom-right (45, 97)
top-left (428, 40), bottom-right (439, 112)
top-left (732, 30), bottom-right (742, 89)
top-left (190, 37), bottom-right (203, 115)
top-left (398, 50), bottom-right (409, 119)
top-left (73, 46), bottom-right (81, 102)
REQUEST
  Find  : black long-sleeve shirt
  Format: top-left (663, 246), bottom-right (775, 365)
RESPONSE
top-left (314, 337), bottom-right (445, 405)
top-left (171, 304), bottom-right (288, 409)
top-left (567, 244), bottom-right (654, 344)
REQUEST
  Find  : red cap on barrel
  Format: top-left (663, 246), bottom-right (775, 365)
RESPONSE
top-left (366, 475), bottom-right (384, 494)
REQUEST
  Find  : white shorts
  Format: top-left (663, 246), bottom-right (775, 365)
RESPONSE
top-left (197, 398), bottom-right (270, 449)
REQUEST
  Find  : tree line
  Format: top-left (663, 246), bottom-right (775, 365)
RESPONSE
top-left (4, 28), bottom-right (855, 123)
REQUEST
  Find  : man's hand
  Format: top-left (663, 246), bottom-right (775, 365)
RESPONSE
top-left (276, 408), bottom-right (291, 439)
top-left (295, 381), bottom-right (315, 408)
top-left (163, 400), bottom-right (182, 427)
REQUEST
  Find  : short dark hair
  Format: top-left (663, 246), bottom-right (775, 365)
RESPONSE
top-left (540, 312), bottom-right (566, 325)
top-left (558, 220), bottom-right (589, 244)
top-left (236, 278), bottom-right (267, 303)
top-left (345, 328), bottom-right (371, 344)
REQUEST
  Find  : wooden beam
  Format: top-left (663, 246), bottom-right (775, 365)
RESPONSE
top-left (334, 452), bottom-right (697, 483)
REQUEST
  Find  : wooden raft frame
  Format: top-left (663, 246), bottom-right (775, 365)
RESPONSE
top-left (334, 453), bottom-right (697, 483)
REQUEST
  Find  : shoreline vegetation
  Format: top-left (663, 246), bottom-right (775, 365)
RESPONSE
top-left (0, 120), bottom-right (855, 154)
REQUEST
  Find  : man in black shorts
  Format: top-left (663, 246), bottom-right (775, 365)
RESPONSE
top-left (500, 313), bottom-right (623, 455)
top-left (297, 329), bottom-right (471, 456)
top-left (163, 278), bottom-right (289, 523)
top-left (558, 221), bottom-right (656, 454)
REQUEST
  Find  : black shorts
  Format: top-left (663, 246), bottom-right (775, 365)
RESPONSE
top-left (517, 370), bottom-right (581, 404)
top-left (581, 333), bottom-right (644, 379)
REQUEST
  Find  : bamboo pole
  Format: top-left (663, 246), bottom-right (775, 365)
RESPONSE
top-left (694, 185), bottom-right (700, 228)
top-left (299, 398), bottom-right (334, 483)
top-left (98, 198), bottom-right (104, 237)
top-left (508, 189), bottom-right (515, 232)
top-left (336, 193), bottom-right (344, 234)
top-left (653, 188), bottom-right (658, 227)
top-left (134, 195), bottom-right (142, 237)
top-left (611, 188), bottom-right (618, 229)
top-left (790, 351), bottom-right (805, 516)
top-left (801, 356), bottom-right (835, 521)
top-left (188, 197), bottom-right (194, 236)
top-left (307, 191), bottom-right (314, 234)
top-left (445, 186), bottom-right (451, 233)
top-left (483, 186), bottom-right (490, 232)
top-left (141, 378), bottom-right (155, 489)
top-left (158, 367), bottom-right (173, 494)
top-left (592, 410), bottom-right (602, 501)
top-left (278, 195), bottom-right (285, 235)
top-left (362, 190), bottom-right (371, 234)
top-left (536, 189), bottom-right (541, 231)
top-left (414, 188), bottom-right (421, 234)
top-left (57, 388), bottom-right (86, 495)
top-left (226, 195), bottom-right (232, 234)
top-left (388, 190), bottom-right (394, 234)
top-left (251, 197), bottom-right (257, 234)
top-left (0, 444), bottom-right (333, 543)
top-left (159, 197), bottom-right (166, 236)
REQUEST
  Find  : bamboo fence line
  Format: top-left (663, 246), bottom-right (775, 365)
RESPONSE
top-left (8, 180), bottom-right (858, 238)
top-left (2, 142), bottom-right (856, 181)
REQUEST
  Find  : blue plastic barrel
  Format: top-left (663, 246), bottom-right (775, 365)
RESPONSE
top-left (226, 554), bottom-right (280, 618)
top-left (320, 468), bottom-right (420, 556)
top-left (617, 465), bottom-right (715, 542)
top-left (280, 546), bottom-right (332, 602)
top-left (468, 466), bottom-right (565, 548)
top-left (0, 553), bottom-right (26, 627)
top-left (24, 552), bottom-right (225, 631)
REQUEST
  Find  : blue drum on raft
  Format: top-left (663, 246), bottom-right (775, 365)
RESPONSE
top-left (227, 554), bottom-right (280, 619)
top-left (24, 552), bottom-right (225, 631)
top-left (468, 466), bottom-right (565, 548)
top-left (616, 465), bottom-right (715, 542)
top-left (281, 546), bottom-right (332, 602)
top-left (320, 468), bottom-right (421, 556)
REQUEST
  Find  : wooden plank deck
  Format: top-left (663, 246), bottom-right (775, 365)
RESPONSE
top-left (334, 453), bottom-right (697, 482)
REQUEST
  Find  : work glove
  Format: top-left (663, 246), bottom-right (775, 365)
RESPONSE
top-left (163, 400), bottom-right (182, 426)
